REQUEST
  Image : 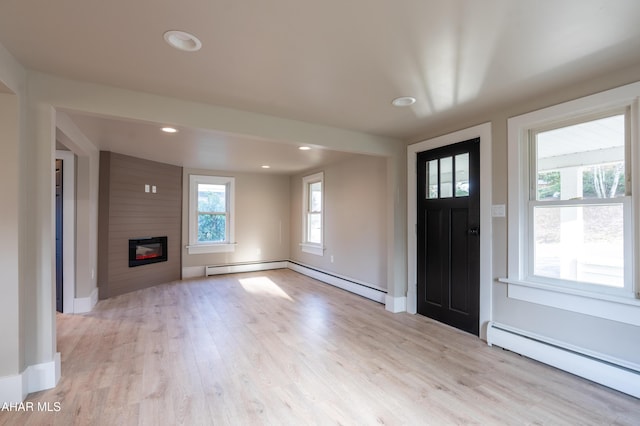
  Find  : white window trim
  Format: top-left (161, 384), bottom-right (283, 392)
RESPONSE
top-left (188, 174), bottom-right (235, 254)
top-left (505, 82), bottom-right (640, 324)
top-left (301, 172), bottom-right (324, 256)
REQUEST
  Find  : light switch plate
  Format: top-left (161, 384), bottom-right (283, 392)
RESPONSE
top-left (144, 184), bottom-right (150, 193)
top-left (492, 204), bottom-right (506, 217)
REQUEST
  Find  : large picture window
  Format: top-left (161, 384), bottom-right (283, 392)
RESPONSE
top-left (188, 175), bottom-right (235, 254)
top-left (301, 172), bottom-right (324, 256)
top-left (505, 82), bottom-right (640, 325)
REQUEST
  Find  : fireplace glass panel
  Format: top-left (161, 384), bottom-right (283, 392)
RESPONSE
top-left (129, 236), bottom-right (168, 267)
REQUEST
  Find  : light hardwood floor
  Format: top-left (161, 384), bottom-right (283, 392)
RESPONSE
top-left (2, 269), bottom-right (638, 425)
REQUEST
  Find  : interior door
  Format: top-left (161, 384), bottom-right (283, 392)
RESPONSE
top-left (416, 138), bottom-right (480, 335)
top-left (55, 159), bottom-right (63, 313)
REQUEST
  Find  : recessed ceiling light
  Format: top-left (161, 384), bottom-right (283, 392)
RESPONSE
top-left (392, 96), bottom-right (416, 107)
top-left (163, 30), bottom-right (202, 52)
top-left (298, 146), bottom-right (311, 151)
top-left (261, 165), bottom-right (271, 169)
top-left (161, 127), bottom-right (178, 133)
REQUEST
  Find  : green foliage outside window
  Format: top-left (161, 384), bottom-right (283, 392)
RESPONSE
top-left (198, 214), bottom-right (226, 242)
top-left (582, 163), bottom-right (625, 198)
top-left (537, 162), bottom-right (624, 200)
top-left (537, 171), bottom-right (560, 199)
top-left (197, 184), bottom-right (227, 242)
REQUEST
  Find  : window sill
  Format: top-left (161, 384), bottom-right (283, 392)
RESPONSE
top-left (300, 243), bottom-right (324, 256)
top-left (186, 243), bottom-right (236, 255)
top-left (498, 278), bottom-right (640, 326)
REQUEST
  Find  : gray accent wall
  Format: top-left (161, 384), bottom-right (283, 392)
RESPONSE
top-left (98, 152), bottom-right (182, 298)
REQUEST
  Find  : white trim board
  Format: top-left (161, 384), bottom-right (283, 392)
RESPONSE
top-left (287, 261), bottom-right (386, 304)
top-left (182, 266), bottom-right (206, 279)
top-left (487, 322), bottom-right (640, 398)
top-left (0, 354), bottom-right (60, 403)
top-left (74, 287), bottom-right (98, 314)
top-left (407, 122), bottom-right (493, 340)
top-left (385, 295), bottom-right (407, 313)
top-left (0, 373), bottom-right (25, 404)
top-left (206, 261), bottom-right (288, 276)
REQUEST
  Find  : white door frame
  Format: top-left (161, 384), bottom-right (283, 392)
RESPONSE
top-left (56, 150), bottom-right (75, 314)
top-left (407, 123), bottom-right (493, 340)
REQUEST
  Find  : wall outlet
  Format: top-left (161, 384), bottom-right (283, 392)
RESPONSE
top-left (330, 255), bottom-right (334, 263)
top-left (152, 185), bottom-right (157, 193)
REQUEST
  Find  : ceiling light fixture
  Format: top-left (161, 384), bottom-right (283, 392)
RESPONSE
top-left (163, 30), bottom-right (202, 52)
top-left (391, 96), bottom-right (416, 107)
top-left (261, 165), bottom-right (271, 169)
top-left (161, 127), bottom-right (178, 133)
top-left (298, 146), bottom-right (311, 151)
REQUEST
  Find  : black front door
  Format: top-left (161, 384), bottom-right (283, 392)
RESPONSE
top-left (416, 138), bottom-right (480, 335)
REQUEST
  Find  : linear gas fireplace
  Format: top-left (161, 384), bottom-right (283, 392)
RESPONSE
top-left (129, 236), bottom-right (168, 267)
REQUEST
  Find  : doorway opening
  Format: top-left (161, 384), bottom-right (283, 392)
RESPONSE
top-left (55, 149), bottom-right (76, 313)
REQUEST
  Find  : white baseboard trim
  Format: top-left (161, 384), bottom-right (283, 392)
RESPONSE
top-left (25, 353), bottom-right (60, 395)
top-left (182, 266), bottom-right (206, 279)
top-left (74, 287), bottom-right (98, 313)
top-left (206, 261), bottom-right (288, 276)
top-left (0, 353), bottom-right (61, 403)
top-left (0, 373), bottom-right (26, 404)
top-left (287, 261), bottom-right (386, 304)
top-left (385, 295), bottom-right (407, 313)
top-left (487, 322), bottom-right (640, 398)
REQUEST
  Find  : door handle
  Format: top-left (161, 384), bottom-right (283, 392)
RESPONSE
top-left (468, 227), bottom-right (480, 236)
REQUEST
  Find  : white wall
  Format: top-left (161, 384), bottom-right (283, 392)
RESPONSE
top-left (0, 92), bottom-right (20, 378)
top-left (0, 42), bottom-right (27, 402)
top-left (182, 168), bottom-right (290, 275)
top-left (290, 155), bottom-right (388, 290)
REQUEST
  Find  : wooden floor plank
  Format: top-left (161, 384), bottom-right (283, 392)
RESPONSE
top-left (2, 269), bottom-right (638, 425)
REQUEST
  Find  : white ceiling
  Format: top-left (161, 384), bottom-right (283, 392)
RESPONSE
top-left (2, 0), bottom-right (640, 172)
top-left (60, 110), bottom-right (360, 173)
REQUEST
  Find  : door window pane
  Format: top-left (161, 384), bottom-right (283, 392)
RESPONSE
top-left (427, 159), bottom-right (438, 199)
top-left (455, 153), bottom-right (469, 197)
top-left (440, 157), bottom-right (453, 198)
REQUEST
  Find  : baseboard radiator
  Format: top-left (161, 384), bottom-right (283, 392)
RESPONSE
top-left (205, 261), bottom-right (288, 276)
top-left (204, 260), bottom-right (386, 304)
top-left (486, 321), bottom-right (640, 398)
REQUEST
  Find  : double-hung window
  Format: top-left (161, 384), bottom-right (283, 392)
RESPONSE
top-left (301, 172), bottom-right (324, 256)
top-left (188, 175), bottom-right (235, 254)
top-left (530, 112), bottom-right (627, 290)
top-left (506, 82), bottom-right (640, 324)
